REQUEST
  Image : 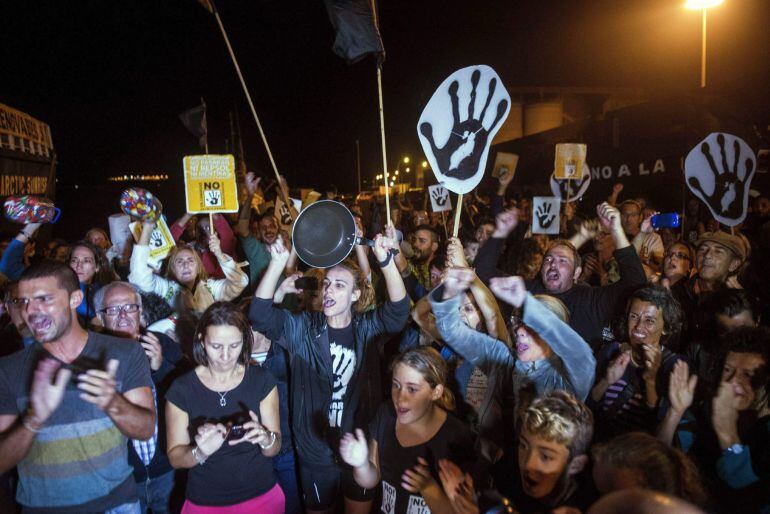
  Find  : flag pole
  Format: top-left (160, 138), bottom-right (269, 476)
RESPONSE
top-left (376, 63), bottom-right (391, 227)
top-left (201, 97), bottom-right (209, 154)
top-left (205, 0), bottom-right (289, 206)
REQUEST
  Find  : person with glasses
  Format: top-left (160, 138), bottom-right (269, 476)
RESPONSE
top-left (94, 281), bottom-right (183, 514)
top-left (0, 260), bottom-right (155, 513)
top-left (68, 240), bottom-right (116, 323)
top-left (659, 241), bottom-right (695, 288)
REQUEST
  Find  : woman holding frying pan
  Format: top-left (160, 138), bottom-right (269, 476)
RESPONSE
top-left (250, 229), bottom-right (409, 514)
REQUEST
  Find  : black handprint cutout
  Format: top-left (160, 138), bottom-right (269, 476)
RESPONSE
top-left (536, 203), bottom-right (556, 229)
top-left (420, 69), bottom-right (509, 180)
top-left (149, 231), bottom-right (163, 248)
top-left (205, 190), bottom-right (221, 207)
top-left (431, 188), bottom-right (448, 206)
top-left (688, 133), bottom-right (755, 220)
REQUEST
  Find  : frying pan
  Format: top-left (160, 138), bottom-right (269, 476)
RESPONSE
top-left (292, 200), bottom-right (373, 268)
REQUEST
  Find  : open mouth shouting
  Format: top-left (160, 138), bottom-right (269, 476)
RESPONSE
top-left (516, 343), bottom-right (530, 355)
top-left (28, 315), bottom-right (53, 335)
top-left (396, 406), bottom-right (410, 419)
top-left (323, 297), bottom-right (336, 309)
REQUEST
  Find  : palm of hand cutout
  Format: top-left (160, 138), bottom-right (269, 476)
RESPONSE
top-left (420, 69), bottom-right (508, 180)
top-left (431, 188), bottom-right (448, 206)
top-left (689, 134), bottom-right (753, 219)
top-left (536, 203), bottom-right (556, 228)
top-left (685, 132), bottom-right (756, 226)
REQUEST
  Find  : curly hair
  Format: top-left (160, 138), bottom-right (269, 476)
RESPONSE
top-left (616, 285), bottom-right (682, 347)
top-left (520, 390), bottom-right (593, 458)
top-left (592, 432), bottom-right (708, 507)
top-left (328, 259), bottom-right (374, 313)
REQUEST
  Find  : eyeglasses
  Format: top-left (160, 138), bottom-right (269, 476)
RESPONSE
top-left (99, 303), bottom-right (140, 317)
top-left (665, 251), bottom-right (690, 261)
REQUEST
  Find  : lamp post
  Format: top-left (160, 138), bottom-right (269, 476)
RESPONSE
top-left (685, 0), bottom-right (724, 88)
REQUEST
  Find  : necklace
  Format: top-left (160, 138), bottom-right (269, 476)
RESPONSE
top-left (216, 390), bottom-right (229, 407)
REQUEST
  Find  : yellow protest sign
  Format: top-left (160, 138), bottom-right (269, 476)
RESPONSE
top-left (129, 216), bottom-right (175, 267)
top-left (183, 155), bottom-right (239, 213)
top-left (554, 144), bottom-right (587, 180)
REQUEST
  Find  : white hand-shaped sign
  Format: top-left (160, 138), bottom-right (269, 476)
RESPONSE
top-left (418, 65), bottom-right (511, 195)
top-left (685, 132), bottom-right (756, 227)
top-left (428, 184), bottom-right (452, 212)
top-left (532, 196), bottom-right (560, 235)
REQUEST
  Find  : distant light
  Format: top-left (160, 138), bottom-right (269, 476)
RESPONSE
top-left (405, 167), bottom-right (410, 172)
top-left (422, 161), bottom-right (428, 168)
top-left (685, 0), bottom-right (723, 9)
top-left (403, 156), bottom-right (410, 164)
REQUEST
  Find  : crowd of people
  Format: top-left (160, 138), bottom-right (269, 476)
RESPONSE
top-left (0, 167), bottom-right (769, 514)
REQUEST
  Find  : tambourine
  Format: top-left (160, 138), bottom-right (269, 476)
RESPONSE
top-left (3, 195), bottom-right (61, 224)
top-left (119, 188), bottom-right (163, 221)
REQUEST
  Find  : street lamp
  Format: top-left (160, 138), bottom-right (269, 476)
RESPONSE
top-left (685, 0), bottom-right (724, 88)
top-left (403, 156), bottom-right (410, 164)
top-left (421, 161), bottom-right (428, 168)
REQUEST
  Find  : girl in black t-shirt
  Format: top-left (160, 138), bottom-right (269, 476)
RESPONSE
top-left (166, 302), bottom-right (284, 513)
top-left (339, 347), bottom-right (475, 514)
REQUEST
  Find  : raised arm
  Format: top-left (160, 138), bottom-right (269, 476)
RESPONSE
top-left (0, 223), bottom-right (40, 280)
top-left (206, 231), bottom-right (248, 301)
top-left (236, 172), bottom-right (261, 238)
top-left (519, 292), bottom-right (596, 400)
top-left (128, 220), bottom-right (178, 302)
top-left (170, 213), bottom-right (194, 242)
top-left (474, 209), bottom-right (518, 283)
top-left (372, 231), bottom-right (406, 303)
top-left (447, 237), bottom-right (509, 344)
top-left (429, 268), bottom-right (514, 374)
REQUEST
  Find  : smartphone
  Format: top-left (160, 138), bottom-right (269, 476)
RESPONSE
top-left (227, 425), bottom-right (248, 441)
top-left (650, 213), bottom-right (680, 229)
top-left (294, 277), bottom-right (318, 291)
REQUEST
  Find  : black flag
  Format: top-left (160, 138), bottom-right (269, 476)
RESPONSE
top-left (179, 102), bottom-right (208, 150)
top-left (325, 0), bottom-right (385, 64)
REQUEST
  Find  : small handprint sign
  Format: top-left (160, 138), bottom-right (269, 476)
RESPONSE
top-left (685, 132), bottom-right (757, 226)
top-left (532, 196), bottom-right (560, 235)
top-left (428, 184), bottom-right (452, 212)
top-left (418, 65), bottom-right (511, 195)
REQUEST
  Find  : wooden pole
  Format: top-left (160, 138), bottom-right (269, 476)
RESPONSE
top-left (452, 193), bottom-right (463, 237)
top-left (208, 0), bottom-right (289, 206)
top-left (441, 211), bottom-right (448, 240)
top-left (376, 63), bottom-right (391, 227)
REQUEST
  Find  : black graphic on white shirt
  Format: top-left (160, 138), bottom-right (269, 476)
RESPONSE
top-left (328, 341), bottom-right (356, 427)
top-left (381, 481), bottom-right (396, 514)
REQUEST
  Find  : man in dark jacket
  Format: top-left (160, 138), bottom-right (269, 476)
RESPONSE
top-left (95, 281), bottom-right (182, 514)
top-left (476, 202), bottom-right (646, 348)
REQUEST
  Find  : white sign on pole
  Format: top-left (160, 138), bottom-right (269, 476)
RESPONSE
top-left (417, 65), bottom-right (511, 194)
top-left (428, 185), bottom-right (452, 212)
top-left (532, 196), bottom-right (561, 235)
top-left (685, 132), bottom-right (756, 227)
top-left (550, 164), bottom-right (591, 203)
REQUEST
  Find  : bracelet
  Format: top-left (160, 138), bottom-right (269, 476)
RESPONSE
top-left (259, 431), bottom-right (277, 450)
top-left (377, 248), bottom-right (399, 268)
top-left (22, 418), bottom-right (42, 433)
top-left (192, 446), bottom-right (207, 465)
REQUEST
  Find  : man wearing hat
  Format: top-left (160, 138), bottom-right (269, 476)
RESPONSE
top-left (671, 230), bottom-right (748, 342)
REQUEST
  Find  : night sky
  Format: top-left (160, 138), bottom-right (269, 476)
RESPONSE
top-left (2, 0), bottom-right (769, 234)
